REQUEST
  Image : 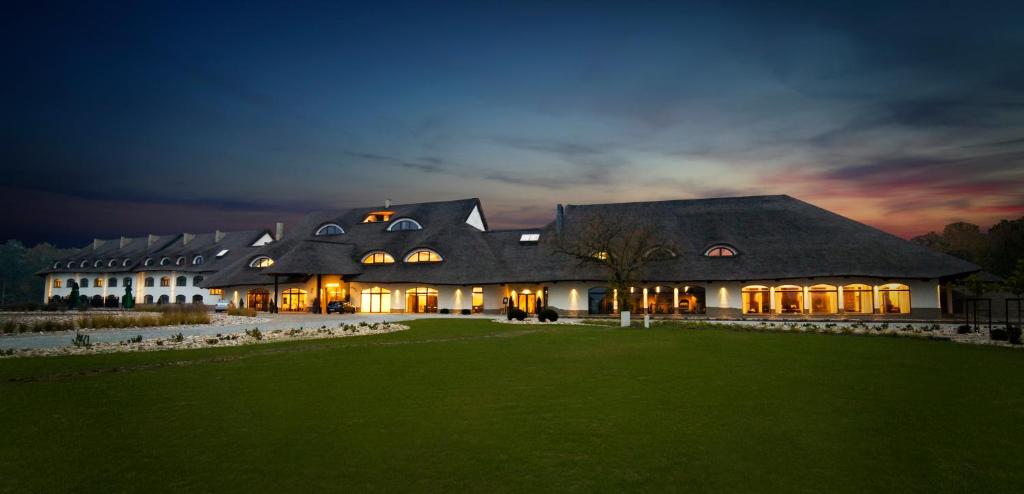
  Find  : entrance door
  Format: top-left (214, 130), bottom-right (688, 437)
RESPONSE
top-left (247, 290), bottom-right (269, 311)
top-left (516, 293), bottom-right (537, 314)
top-left (281, 289), bottom-right (307, 312)
top-left (406, 288), bottom-right (438, 313)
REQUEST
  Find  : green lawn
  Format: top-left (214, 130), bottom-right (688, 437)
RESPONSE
top-left (2, 320), bottom-right (1022, 493)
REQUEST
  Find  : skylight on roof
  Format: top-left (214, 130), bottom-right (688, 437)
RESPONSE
top-left (216, 249), bottom-right (229, 257)
top-left (519, 233), bottom-right (540, 242)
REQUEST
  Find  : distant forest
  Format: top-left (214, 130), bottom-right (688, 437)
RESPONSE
top-left (911, 217), bottom-right (1024, 279)
top-left (0, 216), bottom-right (1021, 305)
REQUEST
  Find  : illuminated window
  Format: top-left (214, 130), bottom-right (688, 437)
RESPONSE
top-left (80, 278), bottom-right (89, 288)
top-left (176, 256), bottom-right (186, 266)
top-left (160, 257), bottom-right (171, 266)
top-left (704, 245), bottom-right (737, 257)
top-left (209, 288), bottom-right (224, 296)
top-left (404, 249), bottom-right (442, 263)
top-left (742, 286), bottom-right (770, 314)
top-left (360, 287), bottom-right (391, 313)
top-left (361, 251), bottom-right (395, 264)
top-left (315, 223), bottom-right (344, 236)
top-left (842, 284), bottom-right (873, 314)
top-left (53, 279), bottom-right (62, 288)
top-left (879, 283), bottom-right (911, 314)
top-left (362, 211), bottom-right (394, 223)
top-left (108, 277), bottom-right (117, 288)
top-left (388, 218), bottom-right (422, 231)
top-left (774, 285), bottom-right (803, 314)
top-left (249, 256), bottom-right (274, 268)
top-left (192, 255), bottom-right (204, 265)
top-left (405, 287), bottom-right (439, 313)
top-left (160, 277), bottom-right (170, 287)
top-left (519, 233), bottom-right (540, 243)
top-left (145, 277), bottom-right (154, 287)
top-left (472, 286), bottom-right (484, 313)
top-left (593, 251), bottom-right (610, 260)
top-left (144, 258), bottom-right (153, 267)
top-left (808, 284), bottom-right (838, 314)
top-left (176, 276), bottom-right (187, 287)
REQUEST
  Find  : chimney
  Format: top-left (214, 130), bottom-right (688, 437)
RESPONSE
top-left (147, 234), bottom-right (158, 247)
top-left (182, 233), bottom-right (194, 245)
top-left (119, 236), bottom-right (129, 249)
top-left (556, 204), bottom-right (565, 234)
top-left (215, 230), bottom-right (225, 243)
top-left (92, 238), bottom-right (105, 251)
top-left (275, 222), bottom-right (285, 241)
top-left (384, 199), bottom-right (392, 209)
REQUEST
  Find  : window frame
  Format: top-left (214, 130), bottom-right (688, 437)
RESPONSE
top-left (404, 248), bottom-right (443, 263)
top-left (315, 223), bottom-right (345, 236)
top-left (704, 244), bottom-right (738, 257)
top-left (387, 218), bottom-right (423, 232)
top-left (360, 251), bottom-right (395, 265)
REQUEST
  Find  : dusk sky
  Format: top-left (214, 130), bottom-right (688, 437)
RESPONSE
top-left (2, 0), bottom-right (1022, 247)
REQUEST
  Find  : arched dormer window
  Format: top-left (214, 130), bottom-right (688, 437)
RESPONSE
top-left (94, 260), bottom-right (103, 268)
top-left (159, 257), bottom-right (171, 266)
top-left (404, 249), bottom-right (443, 263)
top-left (123, 259), bottom-right (131, 267)
top-left (361, 251), bottom-right (395, 264)
top-left (249, 256), bottom-right (274, 268)
top-left (315, 223), bottom-right (344, 236)
top-left (108, 259), bottom-right (117, 267)
top-left (80, 260), bottom-right (88, 268)
top-left (175, 256), bottom-right (186, 266)
top-left (144, 258), bottom-right (153, 267)
top-left (192, 255), bottom-right (204, 265)
top-left (387, 218), bottom-right (422, 231)
top-left (645, 246), bottom-right (676, 260)
top-left (704, 245), bottom-right (737, 257)
top-left (53, 262), bottom-right (61, 269)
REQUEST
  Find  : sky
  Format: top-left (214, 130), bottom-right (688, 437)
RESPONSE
top-left (2, 0), bottom-right (1023, 247)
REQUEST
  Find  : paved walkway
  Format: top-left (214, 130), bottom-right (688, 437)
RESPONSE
top-left (0, 313), bottom-right (497, 350)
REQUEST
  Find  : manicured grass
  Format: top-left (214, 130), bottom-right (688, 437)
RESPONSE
top-left (1, 320), bottom-right (1022, 493)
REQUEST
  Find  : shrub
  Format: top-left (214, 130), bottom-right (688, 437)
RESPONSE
top-left (957, 325), bottom-right (973, 334)
top-left (1008, 325), bottom-right (1022, 345)
top-left (460, 308), bottom-right (471, 315)
top-left (538, 308), bottom-right (559, 322)
top-left (205, 338), bottom-right (219, 345)
top-left (439, 308), bottom-right (450, 314)
top-left (990, 328), bottom-right (1009, 341)
top-left (228, 307), bottom-right (257, 317)
top-left (71, 332), bottom-right (91, 347)
top-left (124, 335), bottom-right (143, 344)
top-left (245, 328), bottom-right (263, 340)
top-left (170, 332), bottom-right (184, 343)
top-left (508, 308), bottom-right (527, 321)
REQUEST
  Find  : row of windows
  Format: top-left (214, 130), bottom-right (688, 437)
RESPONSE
top-left (56, 255), bottom-right (206, 270)
top-left (741, 283), bottom-right (911, 315)
top-left (592, 244), bottom-right (736, 261)
top-left (314, 218), bottom-right (423, 236)
top-left (357, 286), bottom-right (484, 313)
top-left (361, 248), bottom-right (442, 264)
top-left (56, 276), bottom-right (204, 288)
top-left (140, 294), bottom-right (205, 304)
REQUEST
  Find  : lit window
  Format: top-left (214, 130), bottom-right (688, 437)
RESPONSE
top-left (742, 286), bottom-right (770, 314)
top-left (53, 279), bottom-right (62, 288)
top-left (192, 255), bottom-right (204, 265)
top-left (315, 223), bottom-right (345, 236)
top-left (593, 251), bottom-right (610, 260)
top-left (249, 256), bottom-right (274, 268)
top-left (176, 256), bottom-right (186, 266)
top-left (360, 287), bottom-right (391, 312)
top-left (519, 233), bottom-right (540, 243)
top-left (808, 284), bottom-right (838, 314)
top-left (842, 284), bottom-right (873, 314)
top-left (388, 218), bottom-right (422, 231)
top-left (704, 245), bottom-right (737, 257)
top-left (362, 211), bottom-right (394, 223)
top-left (160, 277), bottom-right (171, 287)
top-left (160, 257), bottom-right (171, 266)
top-left (209, 288), bottom-right (224, 296)
top-left (404, 249), bottom-right (442, 263)
top-left (879, 283), bottom-right (911, 314)
top-left (773, 285), bottom-right (803, 314)
top-left (216, 249), bottom-right (229, 257)
top-left (361, 251), bottom-right (395, 264)
top-left (472, 286), bottom-right (484, 313)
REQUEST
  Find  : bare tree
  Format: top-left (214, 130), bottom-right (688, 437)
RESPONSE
top-left (550, 210), bottom-right (675, 313)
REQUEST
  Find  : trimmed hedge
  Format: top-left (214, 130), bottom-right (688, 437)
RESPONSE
top-left (538, 308), bottom-right (559, 322)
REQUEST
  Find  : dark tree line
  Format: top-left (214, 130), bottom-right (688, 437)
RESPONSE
top-left (911, 217), bottom-right (1024, 278)
top-left (0, 240), bottom-right (77, 305)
